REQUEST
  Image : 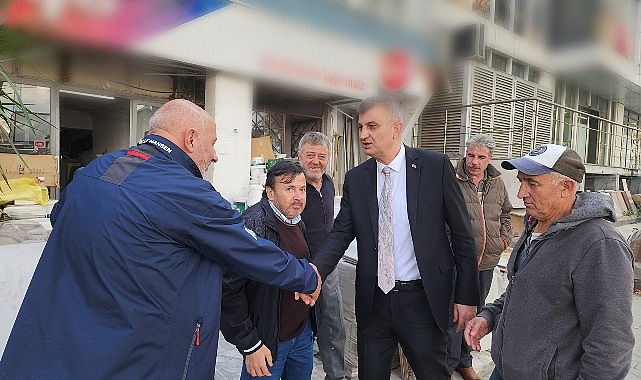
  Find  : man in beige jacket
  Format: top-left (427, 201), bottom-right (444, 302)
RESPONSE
top-left (447, 134), bottom-right (512, 380)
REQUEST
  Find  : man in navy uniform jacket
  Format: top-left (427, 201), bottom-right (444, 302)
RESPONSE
top-left (0, 99), bottom-right (321, 379)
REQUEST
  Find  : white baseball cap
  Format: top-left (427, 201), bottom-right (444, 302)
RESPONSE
top-left (501, 144), bottom-right (585, 183)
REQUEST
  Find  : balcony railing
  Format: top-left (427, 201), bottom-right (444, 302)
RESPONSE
top-left (421, 97), bottom-right (641, 171)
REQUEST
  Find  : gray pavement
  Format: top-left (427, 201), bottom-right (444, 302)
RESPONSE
top-left (213, 295), bottom-right (641, 380)
top-left (214, 331), bottom-right (486, 379)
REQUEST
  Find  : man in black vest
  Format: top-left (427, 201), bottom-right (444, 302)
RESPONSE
top-left (298, 132), bottom-right (347, 380)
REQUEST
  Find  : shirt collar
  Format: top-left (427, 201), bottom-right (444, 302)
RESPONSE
top-left (376, 144), bottom-right (405, 174)
top-left (138, 134), bottom-right (202, 178)
top-left (269, 200), bottom-right (301, 225)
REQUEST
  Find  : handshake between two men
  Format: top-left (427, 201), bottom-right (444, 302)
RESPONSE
top-left (295, 262), bottom-right (322, 306)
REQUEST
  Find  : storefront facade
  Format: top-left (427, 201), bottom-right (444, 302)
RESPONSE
top-left (2, 1), bottom-right (432, 204)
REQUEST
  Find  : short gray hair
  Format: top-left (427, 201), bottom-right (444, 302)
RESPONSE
top-left (298, 132), bottom-right (331, 153)
top-left (357, 95), bottom-right (403, 124)
top-left (551, 171), bottom-right (578, 189)
top-left (466, 134), bottom-right (496, 156)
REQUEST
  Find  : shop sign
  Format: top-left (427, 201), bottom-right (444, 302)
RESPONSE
top-left (381, 49), bottom-right (413, 91)
top-left (0, 0), bottom-right (229, 49)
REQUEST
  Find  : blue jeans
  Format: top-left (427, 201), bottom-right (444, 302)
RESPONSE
top-left (489, 367), bottom-right (504, 380)
top-left (240, 320), bottom-right (313, 380)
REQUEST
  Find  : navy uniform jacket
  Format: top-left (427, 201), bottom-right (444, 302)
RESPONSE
top-left (0, 135), bottom-right (317, 379)
top-left (313, 146), bottom-right (479, 332)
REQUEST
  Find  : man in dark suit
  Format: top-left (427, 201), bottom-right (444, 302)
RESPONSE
top-left (312, 95), bottom-right (479, 379)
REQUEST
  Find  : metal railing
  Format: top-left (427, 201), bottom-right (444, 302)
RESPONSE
top-left (422, 97), bottom-right (641, 171)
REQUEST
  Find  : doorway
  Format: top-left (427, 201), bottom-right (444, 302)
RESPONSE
top-left (580, 107), bottom-right (600, 164)
top-left (131, 101), bottom-right (163, 146)
top-left (59, 91), bottom-right (130, 189)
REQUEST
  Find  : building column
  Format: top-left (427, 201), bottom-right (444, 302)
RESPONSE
top-left (322, 106), bottom-right (343, 193)
top-left (611, 102), bottom-right (626, 168)
top-left (401, 97), bottom-right (430, 148)
top-left (204, 71), bottom-right (254, 206)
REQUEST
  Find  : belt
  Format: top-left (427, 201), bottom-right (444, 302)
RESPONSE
top-left (392, 279), bottom-right (423, 291)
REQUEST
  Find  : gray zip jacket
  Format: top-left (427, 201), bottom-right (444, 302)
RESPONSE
top-left (479, 192), bottom-right (634, 379)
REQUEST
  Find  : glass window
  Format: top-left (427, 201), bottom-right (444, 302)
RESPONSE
top-left (514, 0), bottom-right (528, 36)
top-left (528, 68), bottom-right (540, 83)
top-left (553, 80), bottom-right (564, 144)
top-left (554, 80), bottom-right (564, 103)
top-left (623, 109), bottom-right (640, 167)
top-left (578, 89), bottom-right (590, 107)
top-left (624, 109), bottom-right (640, 127)
top-left (512, 61), bottom-right (526, 78)
top-left (252, 111), bottom-right (284, 153)
top-left (495, 0), bottom-right (511, 29)
top-left (473, 0), bottom-right (491, 19)
top-left (528, 0), bottom-right (548, 44)
top-left (491, 53), bottom-right (508, 72)
top-left (565, 85), bottom-right (577, 108)
top-left (564, 85), bottom-right (577, 147)
top-left (483, 48), bottom-right (491, 65)
top-left (597, 96), bottom-right (608, 116)
top-left (0, 83), bottom-right (51, 154)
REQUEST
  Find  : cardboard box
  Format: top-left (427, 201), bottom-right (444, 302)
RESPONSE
top-left (607, 191), bottom-right (631, 215)
top-left (0, 153), bottom-right (58, 187)
top-left (510, 208), bottom-right (526, 238)
top-left (251, 136), bottom-right (275, 162)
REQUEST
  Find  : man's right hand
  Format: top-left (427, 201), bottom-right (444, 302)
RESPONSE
top-left (244, 345), bottom-right (273, 377)
top-left (464, 316), bottom-right (490, 351)
top-left (295, 262), bottom-right (322, 306)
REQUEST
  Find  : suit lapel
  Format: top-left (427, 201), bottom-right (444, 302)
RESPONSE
top-left (405, 146), bottom-right (420, 237)
top-left (365, 159), bottom-right (379, 240)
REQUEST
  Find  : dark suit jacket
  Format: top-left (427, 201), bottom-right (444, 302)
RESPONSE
top-left (313, 145), bottom-right (479, 333)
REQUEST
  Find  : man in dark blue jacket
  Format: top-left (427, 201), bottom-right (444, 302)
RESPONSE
top-left (0, 99), bottom-right (321, 380)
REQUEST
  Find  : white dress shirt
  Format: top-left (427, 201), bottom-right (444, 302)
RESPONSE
top-left (376, 144), bottom-right (420, 281)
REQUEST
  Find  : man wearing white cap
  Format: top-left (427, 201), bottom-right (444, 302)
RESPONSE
top-left (464, 144), bottom-right (635, 380)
